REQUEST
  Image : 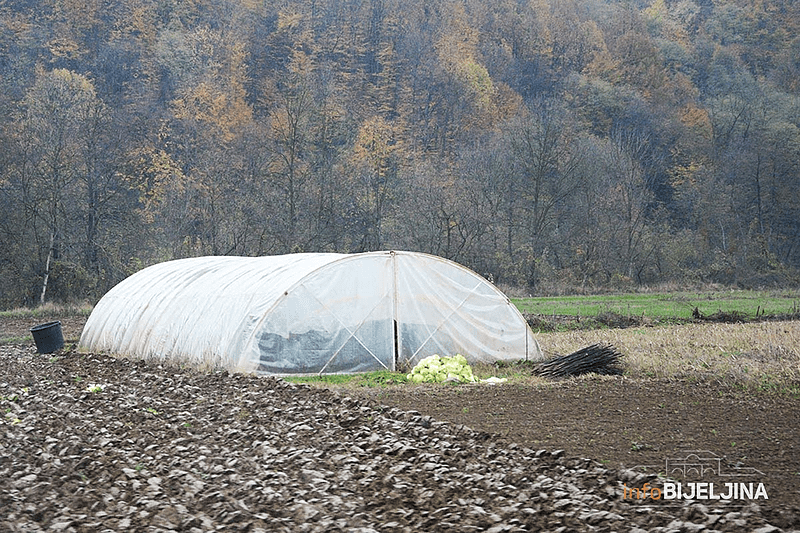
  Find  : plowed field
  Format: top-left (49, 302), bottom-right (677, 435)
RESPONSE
top-left (2, 315), bottom-right (799, 531)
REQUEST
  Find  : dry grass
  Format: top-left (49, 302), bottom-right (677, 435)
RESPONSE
top-left (283, 321), bottom-right (800, 394)
top-left (536, 320), bottom-right (800, 392)
top-left (0, 301), bottom-right (93, 319)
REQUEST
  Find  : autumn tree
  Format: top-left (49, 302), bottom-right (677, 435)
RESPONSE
top-left (11, 68), bottom-right (137, 303)
top-left (350, 115), bottom-right (403, 250)
top-left (260, 49), bottom-right (319, 252)
top-left (162, 21), bottom-right (255, 256)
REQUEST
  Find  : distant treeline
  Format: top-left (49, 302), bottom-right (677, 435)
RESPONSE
top-left (1, 0), bottom-right (799, 307)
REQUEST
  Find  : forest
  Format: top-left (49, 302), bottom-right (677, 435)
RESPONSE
top-left (1, 0), bottom-right (799, 307)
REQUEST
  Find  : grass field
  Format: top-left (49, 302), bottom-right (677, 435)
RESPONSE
top-left (512, 289), bottom-right (800, 321)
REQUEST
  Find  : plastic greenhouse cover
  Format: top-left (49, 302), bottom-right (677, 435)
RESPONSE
top-left (79, 251), bottom-right (543, 374)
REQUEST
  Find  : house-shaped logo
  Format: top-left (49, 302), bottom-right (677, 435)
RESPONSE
top-left (634, 450), bottom-right (764, 478)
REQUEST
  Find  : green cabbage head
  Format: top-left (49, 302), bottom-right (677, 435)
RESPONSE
top-left (406, 354), bottom-right (476, 383)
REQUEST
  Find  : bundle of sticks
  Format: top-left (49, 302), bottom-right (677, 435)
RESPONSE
top-left (534, 343), bottom-right (624, 378)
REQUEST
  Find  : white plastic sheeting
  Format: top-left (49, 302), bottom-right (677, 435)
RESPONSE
top-left (79, 251), bottom-right (542, 374)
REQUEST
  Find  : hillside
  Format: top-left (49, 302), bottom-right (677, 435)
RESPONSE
top-left (1, 0), bottom-right (799, 306)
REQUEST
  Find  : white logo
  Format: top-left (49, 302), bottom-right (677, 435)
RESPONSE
top-left (625, 449), bottom-right (768, 502)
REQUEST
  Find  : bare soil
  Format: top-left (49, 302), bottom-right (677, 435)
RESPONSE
top-left (349, 377), bottom-right (800, 511)
top-left (2, 315), bottom-right (800, 531)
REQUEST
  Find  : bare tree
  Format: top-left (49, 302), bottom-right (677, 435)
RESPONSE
top-left (21, 69), bottom-right (104, 303)
top-left (503, 100), bottom-right (586, 288)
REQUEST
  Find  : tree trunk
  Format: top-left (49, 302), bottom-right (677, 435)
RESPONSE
top-left (40, 230), bottom-right (55, 305)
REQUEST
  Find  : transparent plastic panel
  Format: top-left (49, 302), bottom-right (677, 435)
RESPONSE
top-left (395, 252), bottom-right (540, 366)
top-left (251, 253), bottom-right (395, 374)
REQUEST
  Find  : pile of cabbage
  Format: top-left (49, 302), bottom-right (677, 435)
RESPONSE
top-left (406, 354), bottom-right (477, 383)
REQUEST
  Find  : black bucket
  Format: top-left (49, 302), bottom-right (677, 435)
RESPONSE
top-left (30, 321), bottom-right (64, 354)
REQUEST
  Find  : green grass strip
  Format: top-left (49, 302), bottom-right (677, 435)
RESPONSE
top-left (512, 290), bottom-right (800, 320)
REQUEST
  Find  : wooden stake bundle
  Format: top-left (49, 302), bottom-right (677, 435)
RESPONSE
top-left (534, 343), bottom-right (624, 378)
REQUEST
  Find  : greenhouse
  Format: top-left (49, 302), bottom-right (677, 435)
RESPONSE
top-left (79, 251), bottom-right (542, 375)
